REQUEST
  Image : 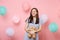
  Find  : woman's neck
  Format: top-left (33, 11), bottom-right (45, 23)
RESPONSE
top-left (33, 17), bottom-right (36, 23)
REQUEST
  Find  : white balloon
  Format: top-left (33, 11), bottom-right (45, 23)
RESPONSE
top-left (12, 16), bottom-right (20, 24)
top-left (6, 28), bottom-right (15, 37)
top-left (40, 14), bottom-right (48, 24)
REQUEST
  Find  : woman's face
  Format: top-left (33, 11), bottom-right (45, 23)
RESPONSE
top-left (31, 9), bottom-right (37, 17)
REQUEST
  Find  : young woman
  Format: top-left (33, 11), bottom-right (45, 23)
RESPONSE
top-left (24, 8), bottom-right (41, 40)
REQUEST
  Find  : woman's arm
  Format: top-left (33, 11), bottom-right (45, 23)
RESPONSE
top-left (25, 22), bottom-right (29, 33)
top-left (36, 25), bottom-right (41, 32)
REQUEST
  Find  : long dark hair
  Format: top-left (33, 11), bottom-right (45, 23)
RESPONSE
top-left (28, 8), bottom-right (39, 24)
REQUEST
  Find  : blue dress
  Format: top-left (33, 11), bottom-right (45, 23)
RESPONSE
top-left (24, 18), bottom-right (42, 40)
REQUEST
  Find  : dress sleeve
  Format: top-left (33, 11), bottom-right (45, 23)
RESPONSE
top-left (25, 18), bottom-right (28, 23)
top-left (25, 18), bottom-right (29, 28)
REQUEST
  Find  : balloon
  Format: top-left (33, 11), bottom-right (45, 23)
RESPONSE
top-left (40, 14), bottom-right (48, 24)
top-left (49, 22), bottom-right (58, 32)
top-left (22, 2), bottom-right (30, 12)
top-left (0, 6), bottom-right (6, 16)
top-left (12, 16), bottom-right (20, 24)
top-left (6, 28), bottom-right (15, 37)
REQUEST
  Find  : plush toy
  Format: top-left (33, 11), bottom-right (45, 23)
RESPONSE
top-left (27, 26), bottom-right (37, 39)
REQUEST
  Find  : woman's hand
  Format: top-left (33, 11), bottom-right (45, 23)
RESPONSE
top-left (36, 26), bottom-right (41, 32)
top-left (25, 28), bottom-right (30, 33)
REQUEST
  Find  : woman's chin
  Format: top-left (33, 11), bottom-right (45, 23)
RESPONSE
top-left (32, 16), bottom-right (36, 17)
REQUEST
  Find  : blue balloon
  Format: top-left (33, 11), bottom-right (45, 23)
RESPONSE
top-left (49, 22), bottom-right (58, 32)
top-left (0, 6), bottom-right (6, 16)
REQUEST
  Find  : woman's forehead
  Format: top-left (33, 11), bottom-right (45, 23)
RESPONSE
top-left (32, 9), bottom-right (36, 11)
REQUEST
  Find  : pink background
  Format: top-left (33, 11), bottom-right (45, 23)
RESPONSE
top-left (0, 0), bottom-right (60, 40)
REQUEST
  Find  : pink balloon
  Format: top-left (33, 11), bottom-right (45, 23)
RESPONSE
top-left (12, 16), bottom-right (20, 24)
top-left (22, 2), bottom-right (31, 12)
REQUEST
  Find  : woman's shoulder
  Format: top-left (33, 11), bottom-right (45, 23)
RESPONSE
top-left (39, 17), bottom-right (42, 25)
top-left (39, 17), bottom-right (41, 22)
top-left (25, 18), bottom-right (29, 22)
